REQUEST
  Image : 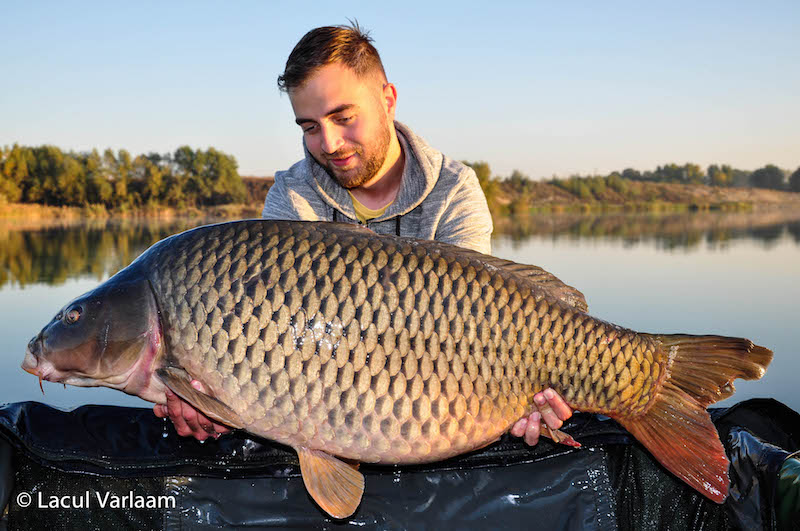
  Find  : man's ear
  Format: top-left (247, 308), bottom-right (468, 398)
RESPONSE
top-left (382, 82), bottom-right (398, 120)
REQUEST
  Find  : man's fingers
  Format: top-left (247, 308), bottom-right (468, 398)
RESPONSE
top-left (180, 396), bottom-right (220, 439)
top-left (511, 417), bottom-right (528, 437)
top-left (155, 380), bottom-right (231, 440)
top-left (534, 391), bottom-right (562, 430)
top-left (544, 388), bottom-right (573, 422)
top-left (187, 380), bottom-right (230, 435)
top-left (164, 389), bottom-right (194, 437)
top-left (524, 412), bottom-right (541, 446)
top-left (211, 421), bottom-right (231, 434)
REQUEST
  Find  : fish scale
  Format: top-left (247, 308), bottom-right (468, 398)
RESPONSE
top-left (25, 219), bottom-right (772, 517)
top-left (146, 220), bottom-right (656, 463)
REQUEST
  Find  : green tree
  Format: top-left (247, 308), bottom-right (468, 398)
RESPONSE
top-left (0, 144), bottom-right (30, 202)
top-left (1, 143), bottom-right (246, 208)
top-left (789, 167), bottom-right (800, 193)
top-left (200, 148), bottom-right (246, 204)
top-left (621, 168), bottom-right (643, 181)
top-left (588, 176), bottom-right (606, 197)
top-left (130, 154), bottom-right (164, 204)
top-left (606, 172), bottom-right (629, 196)
top-left (26, 146), bottom-right (66, 204)
top-left (57, 154), bottom-right (87, 205)
top-left (683, 163), bottom-right (705, 184)
top-left (730, 168), bottom-right (751, 187)
top-left (86, 149), bottom-right (113, 204)
top-left (750, 164), bottom-right (785, 190)
top-left (112, 149), bottom-right (132, 204)
top-left (653, 163), bottom-right (704, 184)
top-left (708, 164), bottom-right (733, 187)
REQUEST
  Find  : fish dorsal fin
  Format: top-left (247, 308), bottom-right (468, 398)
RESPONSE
top-left (416, 240), bottom-right (588, 313)
top-left (297, 447), bottom-right (365, 519)
top-left (481, 258), bottom-right (588, 312)
top-left (318, 223), bottom-right (589, 313)
top-left (156, 367), bottom-right (245, 429)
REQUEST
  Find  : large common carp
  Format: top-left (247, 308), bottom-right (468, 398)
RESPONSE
top-left (22, 220), bottom-right (772, 518)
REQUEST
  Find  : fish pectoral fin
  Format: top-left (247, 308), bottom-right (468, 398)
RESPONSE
top-left (297, 447), bottom-right (365, 519)
top-left (156, 367), bottom-right (245, 429)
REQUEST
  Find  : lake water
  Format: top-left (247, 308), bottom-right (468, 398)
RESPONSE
top-left (1, 211), bottom-right (798, 414)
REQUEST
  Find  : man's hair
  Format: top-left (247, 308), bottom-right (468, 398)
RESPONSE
top-left (278, 22), bottom-right (387, 92)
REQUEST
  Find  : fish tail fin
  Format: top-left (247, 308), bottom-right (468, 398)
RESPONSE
top-left (658, 334), bottom-right (773, 406)
top-left (617, 334), bottom-right (772, 503)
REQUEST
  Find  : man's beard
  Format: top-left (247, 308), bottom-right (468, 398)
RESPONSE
top-left (318, 120), bottom-right (391, 189)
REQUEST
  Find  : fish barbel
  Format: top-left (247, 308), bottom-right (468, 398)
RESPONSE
top-left (22, 220), bottom-right (772, 518)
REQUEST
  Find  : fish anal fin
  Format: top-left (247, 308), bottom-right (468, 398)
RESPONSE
top-left (541, 425), bottom-right (581, 448)
top-left (618, 381), bottom-right (729, 503)
top-left (156, 367), bottom-right (245, 429)
top-left (297, 447), bottom-right (365, 519)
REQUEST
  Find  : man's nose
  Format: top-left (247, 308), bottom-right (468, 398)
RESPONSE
top-left (320, 125), bottom-right (344, 154)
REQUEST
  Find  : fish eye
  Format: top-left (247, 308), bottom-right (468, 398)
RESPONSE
top-left (65, 307), bottom-right (82, 325)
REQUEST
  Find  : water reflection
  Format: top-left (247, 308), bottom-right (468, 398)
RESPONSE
top-left (493, 209), bottom-right (800, 250)
top-left (1, 211), bottom-right (800, 288)
top-left (0, 218), bottom-right (209, 287)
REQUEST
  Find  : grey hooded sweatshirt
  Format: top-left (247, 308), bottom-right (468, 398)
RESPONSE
top-left (261, 121), bottom-right (493, 255)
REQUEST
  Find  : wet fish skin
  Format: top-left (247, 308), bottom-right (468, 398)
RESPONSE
top-left (23, 219), bottom-right (772, 517)
top-left (144, 220), bottom-right (769, 477)
top-left (147, 220), bottom-right (600, 463)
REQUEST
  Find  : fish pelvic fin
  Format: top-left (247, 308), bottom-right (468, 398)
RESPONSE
top-left (297, 447), bottom-right (365, 519)
top-left (156, 367), bottom-right (245, 429)
top-left (618, 334), bottom-right (773, 504)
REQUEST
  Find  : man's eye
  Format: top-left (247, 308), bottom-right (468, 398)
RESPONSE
top-left (338, 115), bottom-right (354, 124)
top-left (302, 124), bottom-right (317, 134)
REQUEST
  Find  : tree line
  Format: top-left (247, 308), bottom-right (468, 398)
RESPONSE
top-left (465, 161), bottom-right (800, 213)
top-left (0, 145), bottom-right (246, 208)
top-left (608, 163), bottom-right (800, 190)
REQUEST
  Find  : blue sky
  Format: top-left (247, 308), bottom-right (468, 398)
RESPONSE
top-left (2, 1), bottom-right (798, 179)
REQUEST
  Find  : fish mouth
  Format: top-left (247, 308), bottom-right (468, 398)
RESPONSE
top-left (22, 342), bottom-right (55, 393)
top-left (21, 345), bottom-right (40, 375)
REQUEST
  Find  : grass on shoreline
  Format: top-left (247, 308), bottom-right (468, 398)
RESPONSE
top-left (520, 200), bottom-right (756, 215)
top-left (0, 199), bottom-right (756, 222)
top-left (0, 202), bottom-right (263, 221)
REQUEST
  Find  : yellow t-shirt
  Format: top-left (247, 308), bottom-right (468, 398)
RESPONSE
top-left (348, 192), bottom-right (393, 224)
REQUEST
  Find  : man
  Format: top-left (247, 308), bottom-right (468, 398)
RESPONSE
top-left (154, 23), bottom-right (572, 448)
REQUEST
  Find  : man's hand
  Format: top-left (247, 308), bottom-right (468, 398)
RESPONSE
top-left (510, 388), bottom-right (573, 446)
top-left (153, 380), bottom-right (231, 441)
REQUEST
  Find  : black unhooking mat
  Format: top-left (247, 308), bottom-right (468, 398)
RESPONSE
top-left (0, 399), bottom-right (797, 530)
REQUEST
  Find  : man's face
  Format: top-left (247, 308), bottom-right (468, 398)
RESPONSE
top-left (289, 63), bottom-right (394, 189)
